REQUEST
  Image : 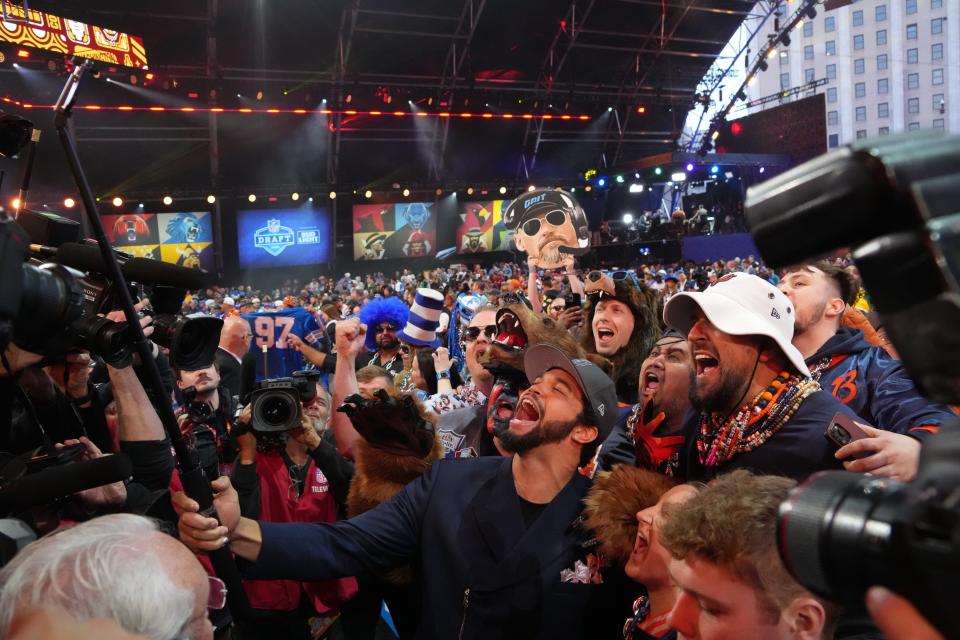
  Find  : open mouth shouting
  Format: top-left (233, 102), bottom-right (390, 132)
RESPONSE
top-left (494, 311), bottom-right (528, 351)
top-left (510, 394), bottom-right (542, 431)
top-left (594, 322), bottom-right (618, 350)
top-left (693, 350), bottom-right (719, 382)
top-left (640, 364), bottom-right (663, 398)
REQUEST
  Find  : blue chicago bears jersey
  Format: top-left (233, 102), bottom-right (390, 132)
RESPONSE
top-left (242, 307), bottom-right (324, 379)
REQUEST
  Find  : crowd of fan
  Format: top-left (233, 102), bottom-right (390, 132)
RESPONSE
top-left (0, 245), bottom-right (949, 640)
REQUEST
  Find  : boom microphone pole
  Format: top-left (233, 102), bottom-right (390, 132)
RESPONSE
top-left (51, 59), bottom-right (250, 619)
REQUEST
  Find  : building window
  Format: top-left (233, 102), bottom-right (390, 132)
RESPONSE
top-left (829, 133), bottom-right (840, 148)
top-left (856, 106), bottom-right (867, 122)
top-left (907, 72), bottom-right (920, 90)
top-left (932, 68), bottom-right (944, 85)
top-left (827, 87), bottom-right (838, 103)
top-left (805, 68), bottom-right (815, 83)
top-left (907, 48), bottom-right (918, 64)
top-left (932, 18), bottom-right (945, 34)
top-left (878, 102), bottom-right (889, 118)
top-left (803, 20), bottom-right (813, 37)
top-left (856, 129), bottom-right (867, 139)
top-left (853, 10), bottom-right (864, 26)
top-left (828, 110), bottom-right (839, 126)
top-left (826, 64), bottom-right (837, 80)
top-left (908, 122), bottom-right (920, 130)
top-left (854, 58), bottom-right (865, 74)
top-left (825, 16), bottom-right (836, 32)
top-left (826, 40), bottom-right (837, 56)
top-left (876, 4), bottom-right (887, 21)
top-left (855, 82), bottom-right (866, 98)
top-left (906, 0), bottom-right (917, 14)
top-left (932, 43), bottom-right (943, 61)
top-left (932, 93), bottom-right (944, 111)
top-left (879, 126), bottom-right (890, 135)
top-left (878, 78), bottom-right (889, 94)
top-left (877, 54), bottom-right (888, 70)
top-left (853, 34), bottom-right (864, 50)
top-left (906, 23), bottom-right (917, 39)
top-left (908, 97), bottom-right (920, 114)
top-left (933, 118), bottom-right (945, 129)
top-left (804, 44), bottom-right (814, 60)
top-left (931, 0), bottom-right (942, 8)
top-left (780, 72), bottom-right (790, 90)
top-left (876, 29), bottom-right (887, 45)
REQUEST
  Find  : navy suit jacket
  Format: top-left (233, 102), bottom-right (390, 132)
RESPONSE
top-left (246, 457), bottom-right (604, 639)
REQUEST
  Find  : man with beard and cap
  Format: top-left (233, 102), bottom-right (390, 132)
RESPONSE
top-left (663, 273), bottom-right (864, 481)
top-left (175, 344), bottom-right (619, 640)
top-left (581, 270), bottom-right (660, 405)
top-left (779, 260), bottom-right (955, 481)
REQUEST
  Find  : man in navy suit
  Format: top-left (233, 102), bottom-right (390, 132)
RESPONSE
top-left (176, 344), bottom-right (619, 639)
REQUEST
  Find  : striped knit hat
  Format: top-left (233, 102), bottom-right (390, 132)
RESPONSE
top-left (398, 288), bottom-right (444, 348)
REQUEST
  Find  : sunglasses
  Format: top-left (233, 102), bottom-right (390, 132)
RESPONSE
top-left (463, 325), bottom-right (497, 341)
top-left (586, 270), bottom-right (641, 302)
top-left (399, 344), bottom-right (411, 355)
top-left (521, 209), bottom-right (568, 236)
top-left (208, 576), bottom-right (228, 610)
top-left (374, 324), bottom-right (399, 334)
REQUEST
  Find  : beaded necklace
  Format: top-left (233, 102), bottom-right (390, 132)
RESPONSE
top-left (697, 371), bottom-right (820, 468)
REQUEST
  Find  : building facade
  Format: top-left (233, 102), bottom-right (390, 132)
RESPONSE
top-left (745, 0), bottom-right (960, 147)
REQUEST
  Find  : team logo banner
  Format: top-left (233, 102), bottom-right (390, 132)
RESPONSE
top-left (101, 212), bottom-right (214, 270)
top-left (456, 200), bottom-right (516, 254)
top-left (237, 208), bottom-right (331, 269)
top-left (353, 202), bottom-right (437, 260)
top-left (0, 6), bottom-right (148, 69)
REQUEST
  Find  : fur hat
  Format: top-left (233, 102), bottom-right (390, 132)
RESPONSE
top-left (358, 296), bottom-right (410, 351)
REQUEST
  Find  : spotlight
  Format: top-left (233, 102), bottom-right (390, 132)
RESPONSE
top-left (308, 197), bottom-right (314, 202)
top-left (145, 73), bottom-right (155, 80)
top-left (137, 203), bottom-right (144, 209)
top-left (329, 191), bottom-right (337, 199)
top-left (248, 194), bottom-right (256, 202)
top-left (129, 74), bottom-right (138, 85)
top-left (292, 192), bottom-right (300, 201)
top-left (163, 196), bottom-right (173, 205)
top-left (686, 163), bottom-right (694, 171)
top-left (724, 171), bottom-right (735, 179)
top-left (256, 91), bottom-right (264, 101)
top-left (112, 197), bottom-right (123, 207)
top-left (64, 197), bottom-right (76, 208)
top-left (628, 184), bottom-right (644, 193)
top-left (584, 185), bottom-right (592, 192)
top-left (622, 213), bottom-right (634, 224)
top-left (402, 188), bottom-right (410, 197)
top-left (636, 105), bottom-right (646, 114)
top-left (467, 187), bottom-right (474, 195)
top-left (11, 198), bottom-right (21, 210)
top-left (207, 195), bottom-right (216, 204)
top-left (346, 94), bottom-right (352, 103)
top-left (527, 185), bottom-right (536, 192)
top-left (364, 190), bottom-right (372, 199)
top-left (237, 93), bottom-right (242, 98)
top-left (670, 172), bottom-right (687, 182)
top-left (322, 98), bottom-right (327, 103)
top-left (710, 165), bottom-right (719, 174)
top-left (654, 167), bottom-right (662, 176)
top-left (435, 188), bottom-right (443, 196)
top-left (759, 166), bottom-right (766, 174)
top-left (597, 178), bottom-right (607, 187)
top-left (615, 175), bottom-right (624, 184)
top-left (634, 172), bottom-right (641, 179)
top-left (607, 107), bottom-right (613, 112)
top-left (758, 59), bottom-right (769, 72)
top-left (16, 49), bottom-right (29, 59)
top-left (499, 186), bottom-right (507, 195)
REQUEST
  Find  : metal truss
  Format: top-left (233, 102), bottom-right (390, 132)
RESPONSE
top-left (327, 0), bottom-right (361, 185)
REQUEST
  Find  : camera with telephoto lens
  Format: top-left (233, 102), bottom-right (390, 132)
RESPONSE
top-left (180, 385), bottom-right (215, 425)
top-left (249, 370), bottom-right (320, 433)
top-left (745, 131), bottom-right (960, 636)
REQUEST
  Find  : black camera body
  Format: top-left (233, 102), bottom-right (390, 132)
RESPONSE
top-left (248, 370), bottom-right (319, 433)
top-left (180, 385), bottom-right (215, 425)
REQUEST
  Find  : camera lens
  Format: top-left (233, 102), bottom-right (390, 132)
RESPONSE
top-left (13, 263), bottom-right (86, 354)
top-left (262, 396), bottom-right (293, 426)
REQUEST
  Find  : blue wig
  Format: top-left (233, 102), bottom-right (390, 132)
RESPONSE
top-left (359, 297), bottom-right (410, 351)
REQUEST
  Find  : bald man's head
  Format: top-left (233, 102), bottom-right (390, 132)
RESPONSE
top-left (220, 316), bottom-right (253, 358)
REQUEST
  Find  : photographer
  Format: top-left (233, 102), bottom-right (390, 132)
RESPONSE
top-left (230, 384), bottom-right (355, 638)
top-left (174, 362), bottom-right (235, 481)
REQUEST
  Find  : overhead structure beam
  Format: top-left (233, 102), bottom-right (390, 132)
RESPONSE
top-left (327, 0), bottom-right (361, 185)
top-left (427, 0), bottom-right (487, 181)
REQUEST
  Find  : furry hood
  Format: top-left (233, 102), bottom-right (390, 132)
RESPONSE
top-left (582, 465), bottom-right (676, 565)
top-left (358, 296), bottom-right (410, 351)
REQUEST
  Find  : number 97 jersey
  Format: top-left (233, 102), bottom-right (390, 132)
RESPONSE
top-left (242, 307), bottom-right (324, 379)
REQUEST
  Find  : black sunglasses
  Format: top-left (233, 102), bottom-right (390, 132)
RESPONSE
top-left (463, 325), bottom-right (497, 341)
top-left (521, 209), bottom-right (568, 236)
top-left (374, 323), bottom-right (399, 334)
top-left (399, 344), bottom-right (411, 354)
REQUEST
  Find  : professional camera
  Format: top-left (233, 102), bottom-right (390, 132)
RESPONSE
top-left (248, 370), bottom-right (320, 433)
top-left (180, 385), bottom-right (215, 424)
top-left (745, 131), bottom-right (960, 636)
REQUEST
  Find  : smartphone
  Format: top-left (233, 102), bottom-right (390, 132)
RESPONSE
top-left (26, 443), bottom-right (87, 473)
top-left (564, 293), bottom-right (582, 309)
top-left (824, 412), bottom-right (871, 452)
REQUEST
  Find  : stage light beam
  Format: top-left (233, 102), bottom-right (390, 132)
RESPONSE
top-left (163, 196), bottom-right (173, 205)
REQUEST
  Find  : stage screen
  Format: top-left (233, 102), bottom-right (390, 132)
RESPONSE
top-left (101, 211), bottom-right (215, 270)
top-left (352, 202), bottom-right (437, 260)
top-left (456, 200), bottom-right (515, 254)
top-left (236, 207), bottom-right (332, 268)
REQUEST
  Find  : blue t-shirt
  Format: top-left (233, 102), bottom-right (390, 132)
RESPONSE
top-left (242, 307), bottom-right (323, 379)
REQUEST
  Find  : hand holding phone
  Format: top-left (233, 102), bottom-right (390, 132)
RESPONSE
top-left (825, 412), bottom-right (871, 459)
